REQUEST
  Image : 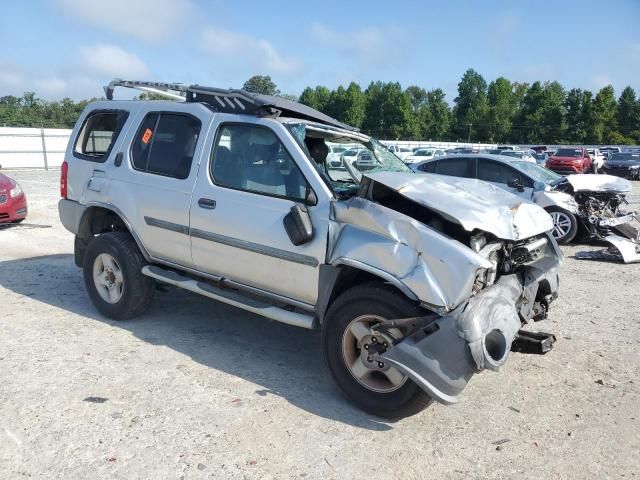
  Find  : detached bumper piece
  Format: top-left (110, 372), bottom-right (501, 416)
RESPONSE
top-left (511, 330), bottom-right (556, 355)
top-left (576, 235), bottom-right (640, 264)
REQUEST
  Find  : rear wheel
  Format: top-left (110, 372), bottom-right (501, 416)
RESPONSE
top-left (546, 207), bottom-right (578, 244)
top-left (322, 282), bottom-right (432, 418)
top-left (83, 232), bottom-right (155, 320)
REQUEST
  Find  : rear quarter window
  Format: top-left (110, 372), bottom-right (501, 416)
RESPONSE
top-left (73, 110), bottom-right (129, 162)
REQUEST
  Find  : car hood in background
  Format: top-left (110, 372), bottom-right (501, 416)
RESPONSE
top-left (563, 174), bottom-right (631, 193)
top-left (0, 173), bottom-right (16, 191)
top-left (365, 172), bottom-right (553, 241)
top-left (604, 159), bottom-right (640, 168)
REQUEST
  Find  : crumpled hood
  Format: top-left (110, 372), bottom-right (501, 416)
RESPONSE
top-left (365, 172), bottom-right (553, 241)
top-left (563, 174), bottom-right (631, 193)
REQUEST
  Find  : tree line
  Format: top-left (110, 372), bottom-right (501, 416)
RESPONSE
top-left (245, 72), bottom-right (640, 145)
top-left (2, 70), bottom-right (639, 145)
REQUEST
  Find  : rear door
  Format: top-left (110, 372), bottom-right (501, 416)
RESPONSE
top-left (107, 103), bottom-right (212, 268)
top-left (189, 116), bottom-right (331, 306)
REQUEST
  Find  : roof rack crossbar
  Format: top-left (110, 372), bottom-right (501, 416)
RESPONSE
top-left (104, 79), bottom-right (187, 100)
top-left (104, 79), bottom-right (359, 132)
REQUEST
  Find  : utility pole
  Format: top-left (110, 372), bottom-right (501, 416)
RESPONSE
top-left (467, 123), bottom-right (472, 143)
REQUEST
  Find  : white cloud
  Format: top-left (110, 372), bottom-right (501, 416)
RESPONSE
top-left (0, 62), bottom-right (101, 100)
top-left (200, 27), bottom-right (303, 75)
top-left (54, 0), bottom-right (194, 42)
top-left (80, 44), bottom-right (150, 78)
top-left (310, 23), bottom-right (409, 66)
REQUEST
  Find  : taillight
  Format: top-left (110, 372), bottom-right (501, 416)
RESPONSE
top-left (60, 160), bottom-right (68, 198)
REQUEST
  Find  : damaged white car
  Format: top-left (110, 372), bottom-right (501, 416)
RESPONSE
top-left (59, 80), bottom-right (563, 418)
top-left (411, 154), bottom-right (639, 248)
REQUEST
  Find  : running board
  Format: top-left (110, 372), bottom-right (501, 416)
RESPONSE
top-left (141, 265), bottom-right (316, 329)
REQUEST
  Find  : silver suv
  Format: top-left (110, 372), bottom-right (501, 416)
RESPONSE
top-left (58, 80), bottom-right (562, 418)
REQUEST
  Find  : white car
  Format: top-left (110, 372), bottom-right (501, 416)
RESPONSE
top-left (404, 148), bottom-right (446, 164)
top-left (386, 145), bottom-right (413, 161)
top-left (498, 149), bottom-right (538, 163)
top-left (586, 148), bottom-right (604, 172)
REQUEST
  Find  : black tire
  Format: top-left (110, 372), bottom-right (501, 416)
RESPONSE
top-left (83, 232), bottom-right (155, 320)
top-left (546, 206), bottom-right (578, 244)
top-left (322, 282), bottom-right (433, 419)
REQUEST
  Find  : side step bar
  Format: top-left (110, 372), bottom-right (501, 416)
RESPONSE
top-left (141, 265), bottom-right (316, 330)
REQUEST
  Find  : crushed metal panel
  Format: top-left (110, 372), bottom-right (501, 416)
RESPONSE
top-left (364, 171), bottom-right (553, 240)
top-left (576, 235), bottom-right (640, 263)
top-left (329, 197), bottom-right (493, 311)
top-left (564, 174), bottom-right (632, 193)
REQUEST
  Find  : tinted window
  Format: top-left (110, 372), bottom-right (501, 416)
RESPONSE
top-left (436, 157), bottom-right (474, 177)
top-left (419, 161), bottom-right (437, 173)
top-left (555, 148), bottom-right (582, 157)
top-left (477, 159), bottom-right (532, 187)
top-left (131, 113), bottom-right (201, 179)
top-left (211, 124), bottom-right (308, 201)
top-left (74, 110), bottom-right (128, 162)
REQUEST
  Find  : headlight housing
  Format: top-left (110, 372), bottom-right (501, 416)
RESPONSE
top-left (10, 183), bottom-right (22, 198)
top-left (629, 165), bottom-right (640, 170)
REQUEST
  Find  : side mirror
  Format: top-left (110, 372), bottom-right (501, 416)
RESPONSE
top-left (283, 204), bottom-right (313, 246)
top-left (507, 178), bottom-right (525, 192)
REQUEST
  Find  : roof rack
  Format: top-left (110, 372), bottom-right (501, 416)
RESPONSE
top-left (104, 79), bottom-right (359, 132)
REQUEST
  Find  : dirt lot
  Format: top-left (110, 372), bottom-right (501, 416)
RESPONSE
top-left (1, 169), bottom-right (639, 479)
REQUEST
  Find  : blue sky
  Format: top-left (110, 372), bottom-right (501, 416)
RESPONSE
top-left (1, 0), bottom-right (639, 102)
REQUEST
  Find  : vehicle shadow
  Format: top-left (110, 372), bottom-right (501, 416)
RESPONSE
top-left (0, 254), bottom-right (397, 430)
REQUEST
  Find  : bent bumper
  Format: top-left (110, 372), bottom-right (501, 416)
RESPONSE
top-left (381, 269), bottom-right (560, 404)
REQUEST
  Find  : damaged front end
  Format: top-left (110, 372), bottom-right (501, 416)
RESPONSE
top-left (328, 172), bottom-right (562, 404)
top-left (554, 175), bottom-right (640, 263)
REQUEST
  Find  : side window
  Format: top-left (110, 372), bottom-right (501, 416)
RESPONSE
top-left (131, 113), bottom-right (201, 179)
top-left (477, 159), bottom-right (521, 184)
top-left (419, 161), bottom-right (437, 173)
top-left (210, 124), bottom-right (309, 201)
top-left (74, 110), bottom-right (129, 162)
top-left (436, 157), bottom-right (474, 178)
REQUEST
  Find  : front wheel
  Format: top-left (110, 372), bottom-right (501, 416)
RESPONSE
top-left (322, 282), bottom-right (432, 418)
top-left (546, 207), bottom-right (578, 244)
top-left (83, 232), bottom-right (155, 320)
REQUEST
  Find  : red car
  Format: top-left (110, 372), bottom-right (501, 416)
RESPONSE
top-left (546, 147), bottom-right (593, 175)
top-left (0, 172), bottom-right (27, 223)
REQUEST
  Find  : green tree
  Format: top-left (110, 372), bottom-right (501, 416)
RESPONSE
top-left (617, 86), bottom-right (640, 142)
top-left (485, 77), bottom-right (514, 142)
top-left (565, 88), bottom-right (585, 142)
top-left (342, 82), bottom-right (366, 128)
top-left (592, 85), bottom-right (618, 143)
top-left (362, 81), bottom-right (385, 136)
top-left (423, 89), bottom-right (451, 140)
top-left (452, 69), bottom-right (489, 141)
top-left (242, 75), bottom-right (279, 96)
top-left (381, 82), bottom-right (415, 139)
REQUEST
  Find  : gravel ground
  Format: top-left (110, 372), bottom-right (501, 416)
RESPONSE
top-left (1, 169), bottom-right (639, 479)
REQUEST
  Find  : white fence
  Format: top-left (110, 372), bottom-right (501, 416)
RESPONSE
top-left (0, 127), bottom-right (71, 169)
top-left (1, 126), bottom-right (638, 169)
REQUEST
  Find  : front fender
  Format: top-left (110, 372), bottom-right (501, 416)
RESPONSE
top-left (329, 198), bottom-right (492, 312)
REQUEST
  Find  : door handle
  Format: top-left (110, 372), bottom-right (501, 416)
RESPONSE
top-left (114, 152), bottom-right (123, 167)
top-left (198, 198), bottom-right (216, 209)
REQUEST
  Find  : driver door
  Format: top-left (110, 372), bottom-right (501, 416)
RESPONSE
top-left (189, 117), bottom-right (330, 306)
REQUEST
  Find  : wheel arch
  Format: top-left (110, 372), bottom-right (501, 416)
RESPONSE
top-left (316, 262), bottom-right (419, 325)
top-left (75, 203), bottom-right (150, 267)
